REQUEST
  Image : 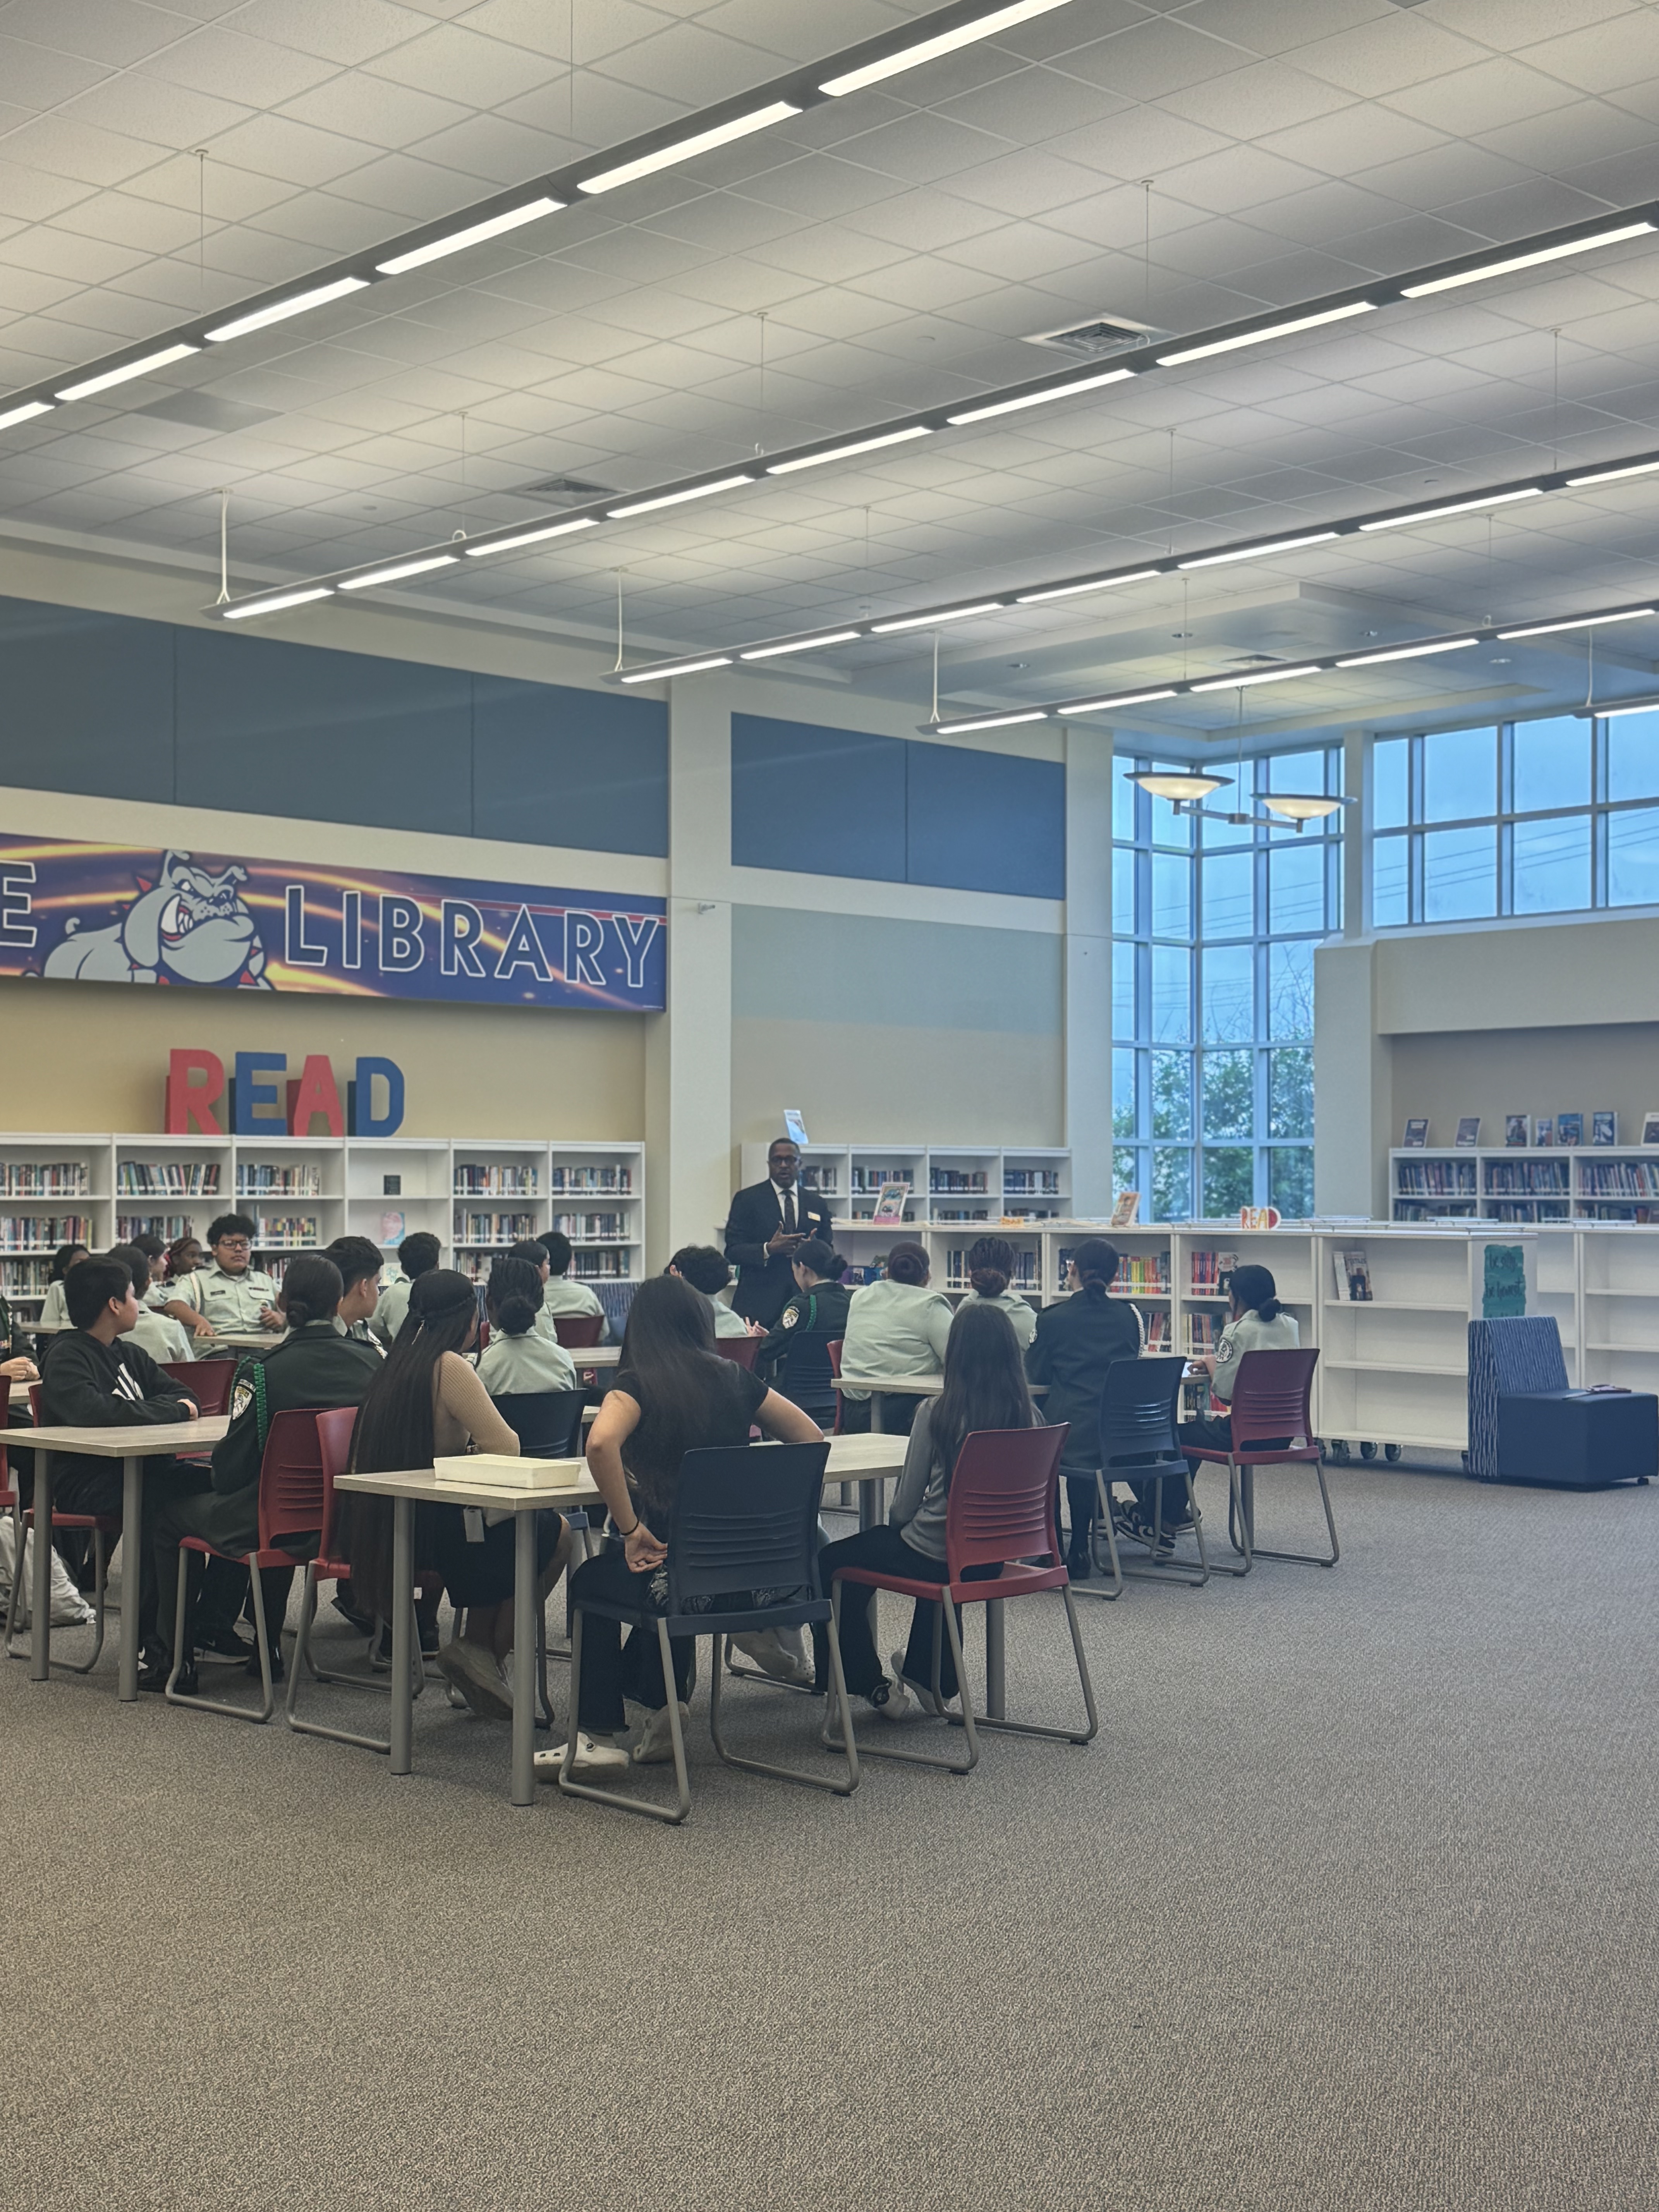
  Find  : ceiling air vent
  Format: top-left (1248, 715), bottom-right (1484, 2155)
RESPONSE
top-left (521, 475), bottom-right (612, 502)
top-left (1024, 314), bottom-right (1168, 360)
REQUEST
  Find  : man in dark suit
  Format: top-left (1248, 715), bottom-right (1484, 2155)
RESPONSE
top-left (724, 1137), bottom-right (833, 1326)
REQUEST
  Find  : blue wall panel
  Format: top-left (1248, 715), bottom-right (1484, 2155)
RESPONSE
top-left (906, 740), bottom-right (1066, 899)
top-left (732, 713), bottom-right (907, 881)
top-left (472, 675), bottom-right (666, 857)
top-left (0, 599), bottom-right (174, 801)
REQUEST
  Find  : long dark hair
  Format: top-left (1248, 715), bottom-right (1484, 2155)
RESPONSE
top-left (966, 1235), bottom-right (1015, 1299)
top-left (616, 1274), bottom-right (744, 1478)
top-left (931, 1302), bottom-right (1034, 1487)
top-left (1071, 1237), bottom-right (1120, 1300)
top-left (1229, 1263), bottom-right (1282, 1323)
top-left (487, 1255), bottom-right (543, 1338)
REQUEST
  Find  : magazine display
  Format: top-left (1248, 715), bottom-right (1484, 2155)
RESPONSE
top-left (1334, 1245), bottom-right (1373, 1302)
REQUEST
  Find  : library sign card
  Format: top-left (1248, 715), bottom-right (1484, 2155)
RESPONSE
top-left (0, 837), bottom-right (665, 1012)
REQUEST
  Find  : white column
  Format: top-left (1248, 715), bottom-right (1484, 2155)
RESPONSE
top-left (1342, 726), bottom-right (1369, 939)
top-left (1063, 722), bottom-right (1114, 1219)
top-left (1314, 940), bottom-right (1391, 1219)
top-left (644, 679), bottom-right (733, 1269)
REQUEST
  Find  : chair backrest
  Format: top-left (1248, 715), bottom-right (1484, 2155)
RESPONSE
top-left (490, 1388), bottom-right (586, 1456)
top-left (553, 1314), bottom-right (604, 1348)
top-left (28, 1382), bottom-right (41, 1422)
top-left (313, 1405), bottom-right (358, 1559)
top-left (665, 1441), bottom-right (831, 1611)
top-left (256, 1407), bottom-right (328, 1552)
top-left (1467, 1316), bottom-right (1568, 1478)
top-left (1099, 1354), bottom-right (1186, 1472)
top-left (713, 1335), bottom-right (759, 1370)
top-left (1226, 1348), bottom-right (1318, 1450)
top-left (166, 1359), bottom-right (236, 1415)
top-left (943, 1423), bottom-right (1070, 1577)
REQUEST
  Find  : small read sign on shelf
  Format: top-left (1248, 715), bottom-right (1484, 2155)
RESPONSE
top-left (1238, 1206), bottom-right (1281, 1231)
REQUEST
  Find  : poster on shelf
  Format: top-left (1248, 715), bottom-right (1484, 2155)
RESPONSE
top-left (0, 836), bottom-right (665, 1012)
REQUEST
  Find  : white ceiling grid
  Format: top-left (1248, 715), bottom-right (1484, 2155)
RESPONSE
top-left (0, 0), bottom-right (1656, 740)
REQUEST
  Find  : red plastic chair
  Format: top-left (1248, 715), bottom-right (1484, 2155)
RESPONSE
top-left (6, 1378), bottom-right (118, 1672)
top-left (826, 1339), bottom-right (845, 1434)
top-left (166, 1407), bottom-right (330, 1723)
top-left (554, 1313), bottom-right (604, 1349)
top-left (1186, 1348), bottom-right (1334, 1575)
top-left (713, 1336), bottom-right (759, 1371)
top-left (165, 1359), bottom-right (236, 1415)
top-left (828, 1422), bottom-right (1097, 1774)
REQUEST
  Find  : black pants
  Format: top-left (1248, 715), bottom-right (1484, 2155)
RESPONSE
top-left (570, 1548), bottom-right (695, 1735)
top-left (812, 1526), bottom-right (998, 1700)
top-left (836, 1393), bottom-right (921, 1439)
top-left (54, 1456), bottom-right (212, 1656)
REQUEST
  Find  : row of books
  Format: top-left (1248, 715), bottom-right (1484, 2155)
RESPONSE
top-left (0, 1162), bottom-right (90, 1196)
top-left (550, 1213), bottom-right (625, 1240)
top-left (550, 1167), bottom-right (632, 1194)
top-left (117, 1215), bottom-right (196, 1242)
top-left (1395, 1162), bottom-right (1478, 1195)
top-left (455, 1213), bottom-right (538, 1245)
top-left (943, 1250), bottom-right (1041, 1289)
top-left (453, 1166), bottom-right (539, 1195)
top-left (850, 1208), bottom-right (917, 1223)
top-left (1578, 1164), bottom-right (1659, 1198)
top-left (933, 1209), bottom-right (991, 1222)
top-left (0, 1259), bottom-right (55, 1296)
top-left (850, 1170), bottom-right (912, 1193)
top-left (571, 1252), bottom-right (630, 1279)
top-left (798, 1169), bottom-right (837, 1193)
top-left (1487, 1202), bottom-right (1571, 1222)
top-left (1116, 1252), bottom-right (1171, 1294)
top-left (1579, 1203), bottom-right (1659, 1221)
top-left (237, 1166), bottom-right (323, 1195)
top-left (1004, 1170), bottom-right (1062, 1194)
top-left (1393, 1200), bottom-right (1477, 1221)
top-left (1187, 1313), bottom-right (1217, 1354)
top-left (0, 1216), bottom-right (89, 1251)
top-left (1484, 1163), bottom-right (1570, 1194)
top-left (117, 1162), bottom-right (221, 1195)
top-left (1408, 1113), bottom-right (1642, 1148)
top-left (254, 1218), bottom-right (319, 1247)
top-left (1188, 1248), bottom-right (1239, 1294)
top-left (1144, 1310), bottom-right (1171, 1352)
top-left (930, 1170), bottom-right (989, 1193)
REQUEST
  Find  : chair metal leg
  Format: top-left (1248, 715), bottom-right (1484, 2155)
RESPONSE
top-left (2, 1502), bottom-right (24, 1652)
top-left (1210, 1457), bottom-right (1254, 1578)
top-left (57, 1525), bottom-right (108, 1674)
top-left (167, 1550), bottom-right (276, 1723)
top-left (1116, 1468), bottom-right (1211, 1589)
top-left (1247, 1458), bottom-right (1341, 1568)
top-left (710, 1629), bottom-right (859, 1795)
top-left (556, 1609), bottom-right (690, 1824)
top-left (829, 1581), bottom-right (978, 1776)
top-left (1073, 1473), bottom-right (1123, 1601)
top-left (285, 1563), bottom-right (392, 1752)
top-left (956, 1584), bottom-right (1099, 1747)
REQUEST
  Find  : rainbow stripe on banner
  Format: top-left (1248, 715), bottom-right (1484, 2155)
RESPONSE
top-left (0, 837), bottom-right (665, 1012)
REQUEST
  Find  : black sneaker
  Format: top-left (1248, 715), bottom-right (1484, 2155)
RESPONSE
top-left (196, 1625), bottom-right (254, 1664)
top-left (246, 1645), bottom-right (284, 1685)
top-left (1065, 1539), bottom-right (1092, 1582)
top-left (331, 1592), bottom-right (374, 1634)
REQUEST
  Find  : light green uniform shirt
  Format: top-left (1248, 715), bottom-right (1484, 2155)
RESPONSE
top-left (839, 1278), bottom-right (955, 1402)
top-left (122, 1307), bottom-right (194, 1365)
top-left (477, 1330), bottom-right (578, 1395)
top-left (1212, 1307), bottom-right (1300, 1406)
top-left (171, 1260), bottom-right (282, 1334)
top-left (966, 1288), bottom-right (1037, 1349)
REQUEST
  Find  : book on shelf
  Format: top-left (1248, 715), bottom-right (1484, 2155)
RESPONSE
top-left (1115, 1251), bottom-right (1169, 1295)
top-left (454, 1165), bottom-right (539, 1197)
top-left (1535, 1117), bottom-right (1554, 1147)
top-left (380, 1211), bottom-right (406, 1246)
top-left (799, 1166), bottom-right (836, 1194)
top-left (1004, 1169), bottom-right (1061, 1195)
top-left (1334, 1246), bottom-right (1372, 1302)
top-left (549, 1166), bottom-right (631, 1194)
top-left (116, 1214), bottom-right (195, 1243)
top-left (1109, 1190), bottom-right (1140, 1227)
top-left (237, 1164), bottom-right (322, 1195)
top-left (1643, 1112), bottom-right (1659, 1148)
top-left (872, 1182), bottom-right (910, 1224)
top-left (1454, 1117), bottom-right (1480, 1149)
top-left (256, 1217), bottom-right (319, 1248)
top-left (1402, 1118), bottom-right (1429, 1148)
top-left (0, 1161), bottom-right (91, 1197)
top-left (0, 1215), bottom-right (89, 1252)
top-left (1504, 1115), bottom-right (1529, 1148)
top-left (1144, 1309), bottom-right (1170, 1352)
top-left (1557, 1112), bottom-right (1583, 1147)
top-left (930, 1169), bottom-right (988, 1193)
top-left (1187, 1312), bottom-right (1216, 1355)
top-left (117, 1161), bottom-right (221, 1196)
top-left (1188, 1248), bottom-right (1238, 1298)
top-left (1592, 1111), bottom-right (1616, 1146)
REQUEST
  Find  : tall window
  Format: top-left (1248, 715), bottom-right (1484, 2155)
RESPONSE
top-left (1113, 747), bottom-right (1341, 1221)
top-left (1373, 711), bottom-right (1659, 926)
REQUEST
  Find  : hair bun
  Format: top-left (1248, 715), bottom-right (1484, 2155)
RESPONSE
top-left (969, 1265), bottom-right (1009, 1298)
top-left (498, 1291), bottom-right (539, 1336)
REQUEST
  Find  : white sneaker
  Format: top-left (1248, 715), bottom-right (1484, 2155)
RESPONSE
top-left (435, 1638), bottom-right (512, 1721)
top-left (891, 1648), bottom-right (953, 1716)
top-left (731, 1629), bottom-right (813, 1686)
top-left (537, 1733), bottom-right (629, 1779)
top-left (823, 1676), bottom-right (916, 1747)
top-left (632, 1701), bottom-right (692, 1764)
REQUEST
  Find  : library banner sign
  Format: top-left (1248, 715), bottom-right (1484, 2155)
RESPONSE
top-left (0, 837), bottom-right (665, 1012)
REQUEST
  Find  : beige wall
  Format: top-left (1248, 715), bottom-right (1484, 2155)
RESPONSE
top-left (0, 975), bottom-right (644, 1140)
top-left (731, 1016), bottom-right (1063, 1150)
top-left (1390, 1023), bottom-right (1659, 1151)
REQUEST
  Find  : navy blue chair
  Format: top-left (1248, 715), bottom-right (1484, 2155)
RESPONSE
top-left (558, 1440), bottom-right (857, 1824)
top-left (490, 1390), bottom-right (586, 1456)
top-left (1084, 1355), bottom-right (1208, 1597)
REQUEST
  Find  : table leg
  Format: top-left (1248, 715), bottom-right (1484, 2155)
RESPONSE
top-left (985, 1598), bottom-right (1006, 1722)
top-left (29, 1451), bottom-right (52, 1681)
top-left (390, 1498), bottom-right (413, 1775)
top-left (511, 1510), bottom-right (536, 1808)
top-left (858, 1476), bottom-right (884, 1533)
top-left (118, 1454), bottom-right (142, 1702)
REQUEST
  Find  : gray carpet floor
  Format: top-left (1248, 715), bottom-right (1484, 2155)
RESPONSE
top-left (4, 1464), bottom-right (1657, 2212)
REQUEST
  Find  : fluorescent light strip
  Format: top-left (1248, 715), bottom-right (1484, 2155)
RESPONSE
top-left (1178, 531), bottom-right (1339, 571)
top-left (766, 427), bottom-right (932, 475)
top-left (1603, 701), bottom-right (1659, 717)
top-left (338, 555), bottom-right (459, 590)
top-left (1360, 487), bottom-right (1542, 531)
top-left (947, 366), bottom-right (1133, 426)
top-left (1566, 457), bottom-right (1659, 487)
top-left (872, 601), bottom-right (1005, 633)
top-left (1190, 665), bottom-right (1322, 693)
top-left (620, 657), bottom-right (732, 683)
top-left (204, 278), bottom-right (370, 343)
top-left (56, 344), bottom-right (200, 401)
top-left (376, 199), bottom-right (563, 275)
top-left (1498, 608), bottom-right (1656, 640)
top-left (1402, 221), bottom-right (1656, 298)
top-left (579, 103), bottom-right (800, 194)
top-left (1156, 300), bottom-right (1376, 368)
top-left (936, 709), bottom-right (1049, 733)
top-left (465, 517), bottom-right (600, 557)
top-left (222, 587), bottom-right (334, 620)
top-left (1336, 638), bottom-right (1479, 668)
top-left (0, 400), bottom-right (53, 431)
top-left (739, 630), bottom-right (862, 660)
top-left (820, 0), bottom-right (1077, 96)
top-left (608, 475), bottom-right (756, 519)
top-left (1066, 689), bottom-right (1179, 713)
top-left (1016, 569), bottom-right (1162, 605)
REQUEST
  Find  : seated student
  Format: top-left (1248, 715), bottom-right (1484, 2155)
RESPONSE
top-left (836, 1239), bottom-right (953, 1436)
top-left (1024, 1237), bottom-right (1141, 1580)
top-left (126, 1233), bottom-right (170, 1309)
top-left (165, 1233), bottom-right (203, 1286)
top-left (369, 1230), bottom-right (441, 1348)
top-left (148, 1254), bottom-right (382, 1693)
top-left (36, 1242), bottom-right (90, 1331)
top-left (162, 1214), bottom-right (282, 1342)
top-left (815, 1302), bottom-right (1037, 1723)
top-left (37, 1254), bottom-right (200, 1683)
top-left (530, 1232), bottom-right (611, 1342)
top-left (476, 1256), bottom-right (577, 1396)
top-left (322, 1235), bottom-right (385, 1348)
top-left (544, 1274), bottom-right (823, 1778)
top-left (339, 1268), bottom-right (570, 1720)
top-left (962, 1235), bottom-right (1037, 1349)
top-left (754, 1240), bottom-right (850, 1428)
top-left (667, 1245), bottom-right (759, 1339)
top-left (110, 1245), bottom-right (193, 1364)
top-left (1161, 1262), bottom-right (1300, 1550)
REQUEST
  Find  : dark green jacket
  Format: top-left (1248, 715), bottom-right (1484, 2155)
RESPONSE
top-left (211, 1322), bottom-right (381, 1497)
top-left (756, 1280), bottom-right (852, 1419)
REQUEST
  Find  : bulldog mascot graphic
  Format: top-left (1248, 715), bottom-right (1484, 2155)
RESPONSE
top-left (43, 849), bottom-right (272, 989)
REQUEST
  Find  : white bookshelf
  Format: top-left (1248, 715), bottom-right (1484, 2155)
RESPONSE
top-left (1391, 1145), bottom-right (1659, 1224)
top-left (738, 1142), bottom-right (1070, 1230)
top-left (452, 1140), bottom-right (644, 1285)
